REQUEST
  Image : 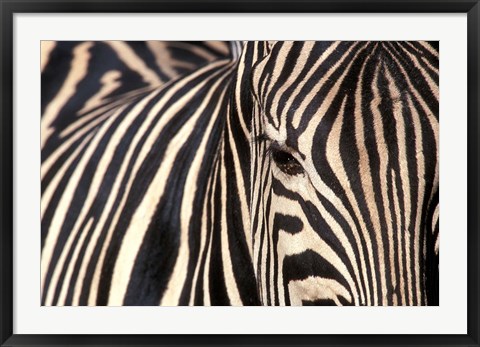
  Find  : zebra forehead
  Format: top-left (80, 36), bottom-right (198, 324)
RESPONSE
top-left (253, 41), bottom-right (437, 92)
top-left (250, 41), bottom-right (438, 146)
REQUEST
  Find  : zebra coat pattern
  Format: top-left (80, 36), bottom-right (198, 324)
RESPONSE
top-left (41, 41), bottom-right (439, 306)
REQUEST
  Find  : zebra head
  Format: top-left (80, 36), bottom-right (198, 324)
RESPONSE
top-left (238, 41), bottom-right (439, 306)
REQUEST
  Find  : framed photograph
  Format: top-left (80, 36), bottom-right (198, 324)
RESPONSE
top-left (1, 1), bottom-right (479, 346)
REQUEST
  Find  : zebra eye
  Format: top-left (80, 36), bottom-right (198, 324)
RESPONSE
top-left (271, 148), bottom-right (304, 176)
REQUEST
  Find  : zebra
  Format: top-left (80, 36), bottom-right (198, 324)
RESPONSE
top-left (41, 40), bottom-right (439, 306)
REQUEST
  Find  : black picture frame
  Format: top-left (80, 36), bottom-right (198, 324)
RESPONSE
top-left (1, 1), bottom-right (479, 346)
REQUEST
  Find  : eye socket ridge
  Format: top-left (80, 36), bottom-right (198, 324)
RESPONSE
top-left (269, 145), bottom-right (304, 176)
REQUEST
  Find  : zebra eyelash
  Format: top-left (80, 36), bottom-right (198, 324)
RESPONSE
top-left (264, 145), bottom-right (274, 160)
top-left (251, 133), bottom-right (274, 159)
top-left (251, 133), bottom-right (273, 158)
top-left (251, 133), bottom-right (270, 144)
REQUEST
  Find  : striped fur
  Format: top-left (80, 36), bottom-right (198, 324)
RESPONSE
top-left (41, 41), bottom-right (439, 306)
top-left (248, 41), bottom-right (439, 306)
